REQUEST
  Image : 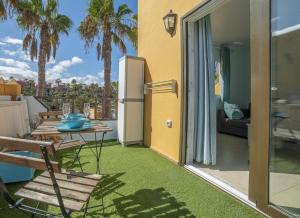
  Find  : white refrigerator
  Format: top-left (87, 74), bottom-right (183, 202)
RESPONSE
top-left (118, 56), bottom-right (144, 146)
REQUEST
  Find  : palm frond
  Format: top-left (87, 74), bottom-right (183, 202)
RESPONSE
top-left (133, 13), bottom-right (137, 21)
top-left (96, 42), bottom-right (101, 61)
top-left (0, 0), bottom-right (19, 20)
top-left (52, 14), bottom-right (72, 35)
top-left (16, 1), bottom-right (41, 30)
top-left (0, 0), bottom-right (7, 19)
top-left (128, 27), bottom-right (137, 50)
top-left (45, 0), bottom-right (57, 17)
top-left (49, 29), bottom-right (58, 58)
top-left (30, 37), bottom-right (37, 61)
top-left (116, 4), bottom-right (132, 18)
top-left (52, 44), bottom-right (57, 59)
top-left (78, 15), bottom-right (99, 49)
top-left (31, 0), bottom-right (43, 16)
top-left (23, 33), bottom-right (32, 51)
top-left (89, 0), bottom-right (114, 19)
top-left (112, 32), bottom-right (126, 54)
top-left (128, 14), bottom-right (137, 50)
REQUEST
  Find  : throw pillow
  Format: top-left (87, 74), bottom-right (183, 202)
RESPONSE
top-left (224, 101), bottom-right (244, 120)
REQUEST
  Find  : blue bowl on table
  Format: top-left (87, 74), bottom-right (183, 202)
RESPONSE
top-left (64, 113), bottom-right (85, 120)
top-left (61, 118), bottom-right (86, 129)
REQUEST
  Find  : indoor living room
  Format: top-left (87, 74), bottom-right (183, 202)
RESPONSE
top-left (191, 0), bottom-right (251, 197)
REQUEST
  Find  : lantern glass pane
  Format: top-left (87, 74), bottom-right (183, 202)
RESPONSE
top-left (169, 16), bottom-right (175, 28)
top-left (164, 18), bottom-right (169, 30)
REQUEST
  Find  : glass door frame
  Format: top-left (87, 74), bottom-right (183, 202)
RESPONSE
top-left (251, 0), bottom-right (296, 217)
top-left (181, 0), bottom-right (290, 217)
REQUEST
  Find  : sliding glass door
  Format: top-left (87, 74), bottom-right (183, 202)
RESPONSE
top-left (269, 0), bottom-right (300, 217)
top-left (182, 0), bottom-right (299, 217)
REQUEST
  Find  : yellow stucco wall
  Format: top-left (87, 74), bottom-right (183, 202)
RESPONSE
top-left (138, 0), bottom-right (201, 162)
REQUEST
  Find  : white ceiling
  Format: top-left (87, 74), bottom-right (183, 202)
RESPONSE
top-left (211, 0), bottom-right (250, 46)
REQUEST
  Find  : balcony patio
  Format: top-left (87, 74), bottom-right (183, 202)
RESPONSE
top-left (0, 140), bottom-right (263, 217)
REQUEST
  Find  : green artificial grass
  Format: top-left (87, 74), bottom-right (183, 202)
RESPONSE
top-left (0, 141), bottom-right (264, 217)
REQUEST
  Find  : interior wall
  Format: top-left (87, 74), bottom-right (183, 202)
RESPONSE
top-left (210, 0), bottom-right (250, 110)
top-left (138, 0), bottom-right (200, 162)
top-left (213, 45), bottom-right (251, 109)
top-left (229, 46), bottom-right (251, 108)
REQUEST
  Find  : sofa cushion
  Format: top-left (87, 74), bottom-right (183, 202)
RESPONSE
top-left (225, 118), bottom-right (248, 128)
top-left (224, 102), bottom-right (244, 120)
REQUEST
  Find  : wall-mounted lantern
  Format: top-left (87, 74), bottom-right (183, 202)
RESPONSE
top-left (163, 10), bottom-right (177, 37)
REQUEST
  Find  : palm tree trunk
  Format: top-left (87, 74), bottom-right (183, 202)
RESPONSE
top-left (37, 24), bottom-right (48, 98)
top-left (102, 24), bottom-right (112, 119)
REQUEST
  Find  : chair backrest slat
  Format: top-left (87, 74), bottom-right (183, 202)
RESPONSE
top-left (0, 136), bottom-right (54, 155)
top-left (39, 111), bottom-right (63, 121)
top-left (0, 152), bottom-right (61, 173)
top-left (0, 136), bottom-right (64, 215)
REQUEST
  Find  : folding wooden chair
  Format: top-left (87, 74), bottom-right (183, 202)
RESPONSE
top-left (39, 111), bottom-right (64, 122)
top-left (0, 136), bottom-right (102, 217)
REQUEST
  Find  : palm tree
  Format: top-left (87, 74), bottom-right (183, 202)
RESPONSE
top-left (16, 0), bottom-right (72, 97)
top-left (0, 0), bottom-right (18, 20)
top-left (78, 0), bottom-right (137, 119)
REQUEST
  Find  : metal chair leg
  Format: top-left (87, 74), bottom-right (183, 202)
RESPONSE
top-left (83, 197), bottom-right (90, 218)
top-left (95, 132), bottom-right (106, 174)
top-left (71, 144), bottom-right (84, 169)
top-left (31, 202), bottom-right (40, 218)
top-left (100, 182), bottom-right (104, 215)
top-left (77, 156), bottom-right (84, 172)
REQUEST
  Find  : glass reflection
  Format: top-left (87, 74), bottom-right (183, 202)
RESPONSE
top-left (270, 0), bottom-right (300, 216)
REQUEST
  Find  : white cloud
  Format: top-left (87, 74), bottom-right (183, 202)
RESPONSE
top-left (98, 70), bottom-right (104, 78)
top-left (0, 57), bottom-right (35, 81)
top-left (47, 57), bottom-right (56, 65)
top-left (47, 56), bottom-right (83, 75)
top-left (2, 47), bottom-right (34, 62)
top-left (46, 56), bottom-right (83, 82)
top-left (71, 57), bottom-right (83, 64)
top-left (1, 36), bottom-right (22, 45)
top-left (0, 44), bottom-right (90, 84)
top-left (0, 55), bottom-right (84, 83)
top-left (61, 75), bottom-right (99, 85)
top-left (0, 66), bottom-right (37, 80)
top-left (0, 35), bottom-right (57, 67)
top-left (2, 49), bottom-right (17, 56)
top-left (0, 58), bottom-right (30, 70)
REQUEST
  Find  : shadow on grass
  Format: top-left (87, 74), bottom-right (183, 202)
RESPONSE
top-left (90, 187), bottom-right (195, 217)
top-left (81, 140), bottom-right (148, 149)
top-left (55, 149), bottom-right (90, 171)
top-left (113, 188), bottom-right (195, 217)
top-left (86, 173), bottom-right (194, 217)
top-left (92, 172), bottom-right (126, 200)
top-left (123, 144), bottom-right (149, 149)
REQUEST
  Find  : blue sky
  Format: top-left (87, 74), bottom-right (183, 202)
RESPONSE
top-left (0, 0), bottom-right (137, 85)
